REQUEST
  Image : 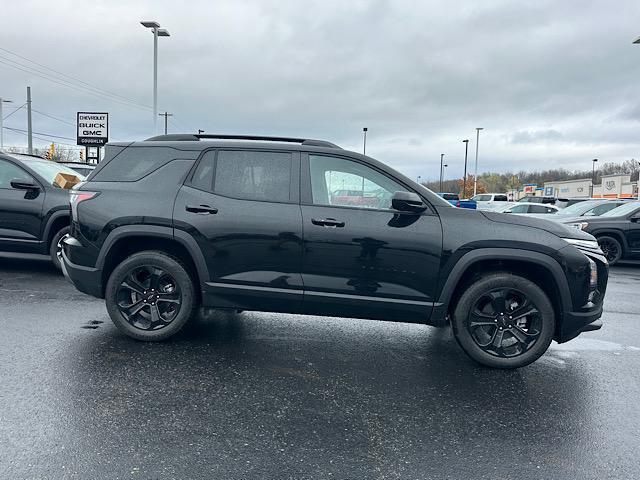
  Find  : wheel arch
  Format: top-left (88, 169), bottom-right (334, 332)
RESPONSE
top-left (591, 229), bottom-right (627, 252)
top-left (433, 249), bottom-right (571, 338)
top-left (97, 226), bottom-right (209, 296)
top-left (43, 210), bottom-right (70, 250)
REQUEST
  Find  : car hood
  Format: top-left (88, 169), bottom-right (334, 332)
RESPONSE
top-left (480, 211), bottom-right (595, 240)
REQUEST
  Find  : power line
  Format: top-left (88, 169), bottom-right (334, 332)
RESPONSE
top-left (0, 47), bottom-right (154, 110)
top-left (32, 109), bottom-right (76, 126)
top-left (2, 102), bottom-right (26, 121)
top-left (0, 55), bottom-right (154, 112)
top-left (3, 126), bottom-right (75, 141)
top-left (2, 126), bottom-right (77, 147)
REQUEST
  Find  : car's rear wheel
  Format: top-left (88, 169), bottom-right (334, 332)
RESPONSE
top-left (49, 226), bottom-right (70, 271)
top-left (597, 235), bottom-right (622, 265)
top-left (105, 251), bottom-right (197, 341)
top-left (451, 273), bottom-right (555, 369)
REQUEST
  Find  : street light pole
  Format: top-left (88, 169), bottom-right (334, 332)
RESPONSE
top-left (0, 98), bottom-right (13, 149)
top-left (462, 139), bottom-right (469, 198)
top-left (159, 112), bottom-right (173, 135)
top-left (141, 21), bottom-right (170, 135)
top-left (473, 127), bottom-right (483, 196)
top-left (363, 127), bottom-right (368, 155)
top-left (591, 158), bottom-right (598, 196)
top-left (26, 86), bottom-right (33, 155)
top-left (439, 153), bottom-right (445, 192)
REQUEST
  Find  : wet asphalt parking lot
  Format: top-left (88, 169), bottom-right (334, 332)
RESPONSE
top-left (1, 254), bottom-right (639, 480)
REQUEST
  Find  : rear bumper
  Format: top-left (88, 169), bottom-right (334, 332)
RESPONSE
top-left (60, 245), bottom-right (103, 298)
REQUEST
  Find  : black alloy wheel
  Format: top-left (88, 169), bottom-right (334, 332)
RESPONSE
top-left (467, 288), bottom-right (542, 358)
top-left (597, 236), bottom-right (622, 265)
top-left (116, 265), bottom-right (182, 331)
top-left (105, 251), bottom-right (197, 341)
top-left (452, 273), bottom-right (555, 369)
top-left (49, 226), bottom-right (70, 271)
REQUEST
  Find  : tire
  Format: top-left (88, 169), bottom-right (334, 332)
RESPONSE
top-left (49, 226), bottom-right (70, 271)
top-left (105, 250), bottom-right (197, 341)
top-left (597, 235), bottom-right (623, 265)
top-left (451, 273), bottom-right (555, 369)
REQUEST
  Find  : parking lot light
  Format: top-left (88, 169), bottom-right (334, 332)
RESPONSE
top-left (140, 20), bottom-right (170, 134)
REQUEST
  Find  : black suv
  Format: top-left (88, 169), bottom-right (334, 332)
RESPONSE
top-left (0, 152), bottom-right (83, 269)
top-left (562, 200), bottom-right (640, 265)
top-left (61, 134), bottom-right (609, 368)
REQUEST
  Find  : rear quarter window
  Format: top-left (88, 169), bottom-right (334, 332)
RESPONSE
top-left (91, 146), bottom-right (199, 182)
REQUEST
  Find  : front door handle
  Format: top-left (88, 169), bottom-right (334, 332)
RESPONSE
top-left (186, 204), bottom-right (218, 215)
top-left (311, 218), bottom-right (345, 228)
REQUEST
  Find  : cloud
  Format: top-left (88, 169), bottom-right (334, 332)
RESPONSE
top-left (1, 0), bottom-right (639, 181)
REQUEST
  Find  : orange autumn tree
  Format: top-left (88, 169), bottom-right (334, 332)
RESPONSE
top-left (458, 175), bottom-right (486, 198)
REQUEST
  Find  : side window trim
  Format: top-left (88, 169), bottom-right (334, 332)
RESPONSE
top-left (300, 152), bottom-right (434, 214)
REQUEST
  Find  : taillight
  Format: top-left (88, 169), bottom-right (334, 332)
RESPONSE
top-left (69, 190), bottom-right (100, 221)
top-left (456, 201), bottom-right (460, 207)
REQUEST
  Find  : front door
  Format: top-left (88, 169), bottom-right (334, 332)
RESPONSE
top-left (0, 159), bottom-right (45, 253)
top-left (300, 153), bottom-right (442, 322)
top-left (173, 148), bottom-right (304, 312)
top-left (626, 208), bottom-right (640, 255)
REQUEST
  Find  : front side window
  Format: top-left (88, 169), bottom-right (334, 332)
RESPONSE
top-left (587, 202), bottom-right (622, 216)
top-left (494, 195), bottom-right (508, 202)
top-left (309, 155), bottom-right (409, 210)
top-left (214, 150), bottom-right (291, 203)
top-left (0, 159), bottom-right (33, 189)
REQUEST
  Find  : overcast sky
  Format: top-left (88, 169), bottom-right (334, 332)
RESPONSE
top-left (1, 0), bottom-right (640, 181)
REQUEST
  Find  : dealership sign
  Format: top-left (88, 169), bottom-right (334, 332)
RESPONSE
top-left (77, 112), bottom-right (108, 146)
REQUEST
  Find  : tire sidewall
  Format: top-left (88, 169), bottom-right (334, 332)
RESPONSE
top-left (597, 235), bottom-right (622, 265)
top-left (452, 273), bottom-right (555, 369)
top-left (105, 251), bottom-right (196, 341)
top-left (49, 226), bottom-right (70, 271)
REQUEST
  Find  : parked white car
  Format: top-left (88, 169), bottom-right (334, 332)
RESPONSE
top-left (502, 203), bottom-right (561, 216)
top-left (471, 193), bottom-right (511, 211)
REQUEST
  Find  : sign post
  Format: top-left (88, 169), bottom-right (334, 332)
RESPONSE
top-left (77, 112), bottom-right (108, 163)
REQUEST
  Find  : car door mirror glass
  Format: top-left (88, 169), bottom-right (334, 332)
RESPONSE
top-left (391, 191), bottom-right (426, 212)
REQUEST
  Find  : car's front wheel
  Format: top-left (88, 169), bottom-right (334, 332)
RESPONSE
top-left (105, 251), bottom-right (197, 341)
top-left (597, 235), bottom-right (622, 265)
top-left (451, 273), bottom-right (555, 369)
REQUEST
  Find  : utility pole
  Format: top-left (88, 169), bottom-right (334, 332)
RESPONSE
top-left (462, 139), bottom-right (469, 198)
top-left (0, 98), bottom-right (13, 150)
top-left (439, 153), bottom-right (445, 192)
top-left (26, 86), bottom-right (33, 155)
top-left (141, 21), bottom-right (170, 134)
top-left (159, 111), bottom-right (173, 134)
top-left (591, 159), bottom-right (598, 197)
top-left (473, 127), bottom-right (483, 196)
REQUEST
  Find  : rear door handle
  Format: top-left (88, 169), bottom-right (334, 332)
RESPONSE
top-left (186, 204), bottom-right (218, 215)
top-left (311, 218), bottom-right (345, 228)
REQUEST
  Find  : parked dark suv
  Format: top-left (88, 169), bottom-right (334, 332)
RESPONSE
top-left (562, 200), bottom-right (640, 265)
top-left (61, 134), bottom-right (609, 368)
top-left (0, 152), bottom-right (83, 269)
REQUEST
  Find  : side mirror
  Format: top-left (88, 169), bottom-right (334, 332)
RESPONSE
top-left (631, 212), bottom-right (640, 222)
top-left (10, 178), bottom-right (39, 190)
top-left (503, 210), bottom-right (512, 214)
top-left (392, 191), bottom-right (426, 213)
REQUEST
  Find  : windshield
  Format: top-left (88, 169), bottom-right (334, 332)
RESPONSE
top-left (556, 200), bottom-right (603, 216)
top-left (601, 201), bottom-right (640, 217)
top-left (19, 157), bottom-right (85, 185)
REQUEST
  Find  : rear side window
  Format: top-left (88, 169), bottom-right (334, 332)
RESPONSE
top-left (213, 150), bottom-right (291, 203)
top-left (472, 194), bottom-right (491, 201)
top-left (441, 193), bottom-right (459, 201)
top-left (190, 151), bottom-right (215, 191)
top-left (92, 146), bottom-right (197, 182)
top-left (510, 204), bottom-right (529, 213)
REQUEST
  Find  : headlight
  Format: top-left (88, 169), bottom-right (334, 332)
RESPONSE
top-left (566, 222), bottom-right (589, 231)
top-left (561, 238), bottom-right (599, 250)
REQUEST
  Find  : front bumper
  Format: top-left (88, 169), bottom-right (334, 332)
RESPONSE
top-left (558, 304), bottom-right (603, 343)
top-left (60, 239), bottom-right (103, 298)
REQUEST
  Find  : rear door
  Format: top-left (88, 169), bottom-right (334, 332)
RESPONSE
top-left (299, 153), bottom-right (442, 322)
top-left (173, 148), bottom-right (304, 312)
top-left (0, 158), bottom-right (45, 252)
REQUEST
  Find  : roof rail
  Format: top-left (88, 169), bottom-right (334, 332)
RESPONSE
top-left (144, 133), bottom-right (341, 149)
